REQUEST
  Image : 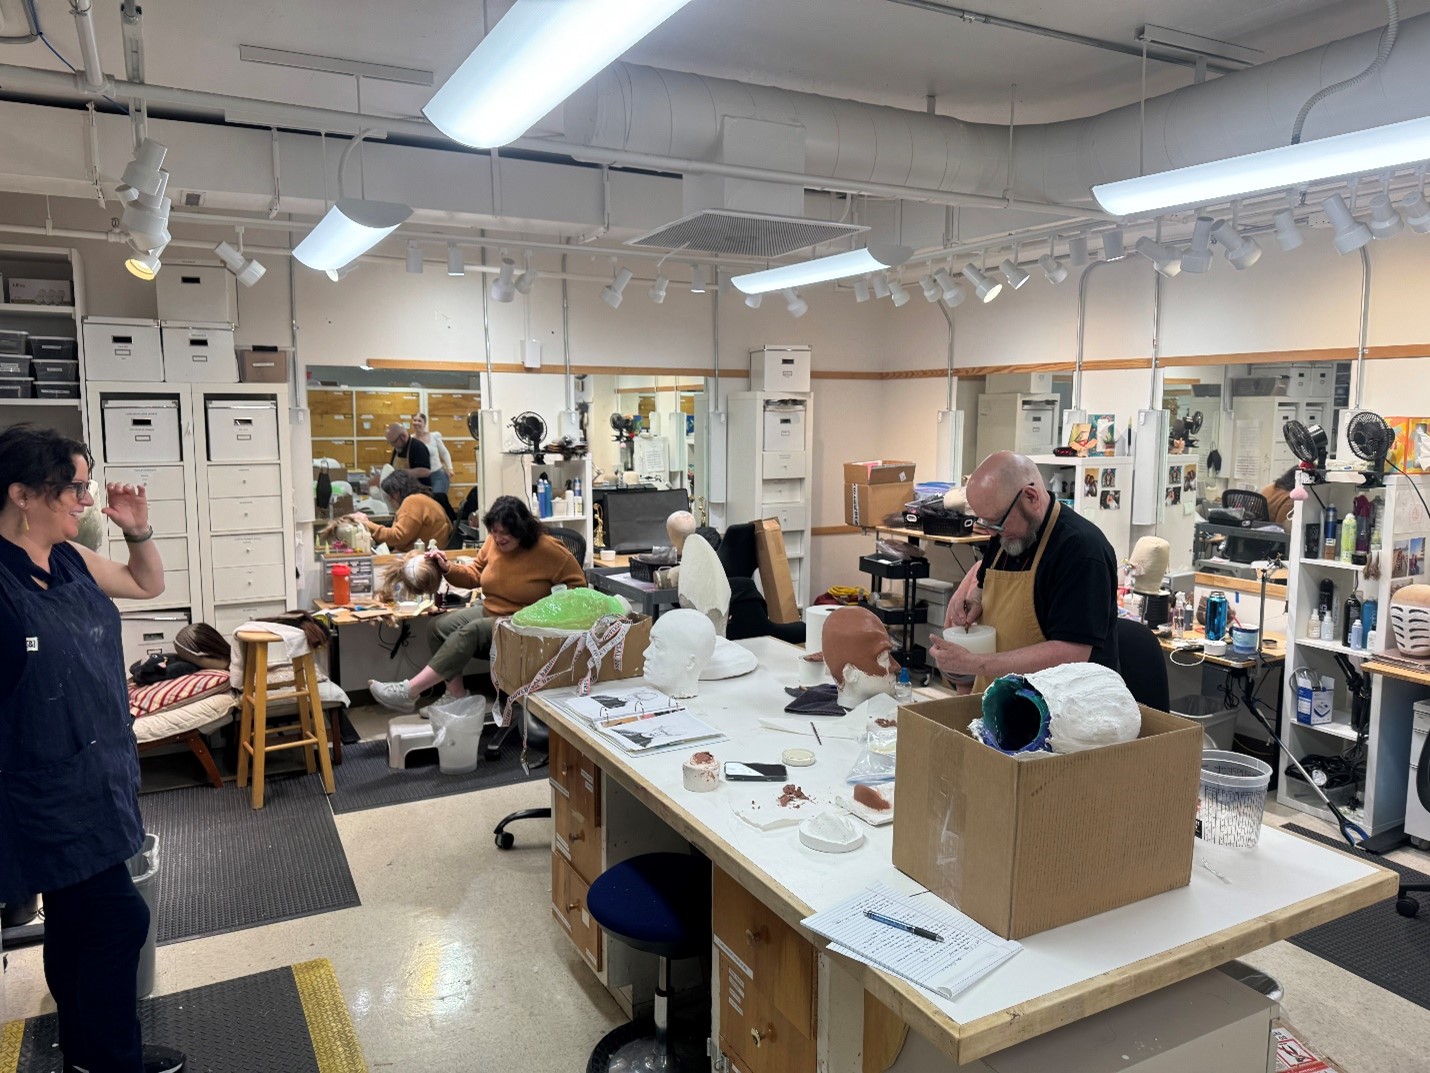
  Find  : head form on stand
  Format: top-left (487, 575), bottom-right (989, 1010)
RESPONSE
top-left (821, 605), bottom-right (899, 708)
top-left (643, 609), bottom-right (718, 698)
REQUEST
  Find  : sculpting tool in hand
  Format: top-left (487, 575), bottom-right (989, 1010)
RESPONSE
top-left (863, 910), bottom-right (942, 942)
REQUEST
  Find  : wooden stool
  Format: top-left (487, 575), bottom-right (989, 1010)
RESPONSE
top-left (235, 629), bottom-right (335, 809)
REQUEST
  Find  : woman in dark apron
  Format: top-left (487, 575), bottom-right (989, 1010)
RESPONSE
top-left (0, 425), bottom-right (185, 1073)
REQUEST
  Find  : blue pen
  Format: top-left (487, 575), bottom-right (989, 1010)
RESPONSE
top-left (864, 909), bottom-right (943, 942)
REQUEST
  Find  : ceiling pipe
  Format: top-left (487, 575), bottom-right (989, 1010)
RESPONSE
top-left (67, 1), bottom-right (105, 92)
top-left (1354, 246), bottom-right (1372, 409)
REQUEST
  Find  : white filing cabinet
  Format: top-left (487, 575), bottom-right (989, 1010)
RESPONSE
top-left (119, 611), bottom-right (191, 669)
top-left (206, 399), bottom-right (279, 461)
top-left (975, 392), bottom-right (1060, 461)
top-left (1407, 702), bottom-right (1430, 844)
top-left (726, 391), bottom-right (813, 609)
top-left (101, 399), bottom-right (182, 463)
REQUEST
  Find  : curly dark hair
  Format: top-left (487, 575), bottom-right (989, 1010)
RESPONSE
top-left (0, 424), bottom-right (94, 506)
top-left (380, 469), bottom-right (425, 504)
top-left (482, 494), bottom-right (543, 549)
top-left (1271, 466), bottom-right (1300, 492)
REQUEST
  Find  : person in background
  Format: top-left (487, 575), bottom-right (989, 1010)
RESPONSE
top-left (385, 422), bottom-right (432, 487)
top-left (412, 412), bottom-right (456, 521)
top-left (349, 469), bottom-right (451, 553)
top-left (931, 451), bottom-right (1119, 693)
top-left (1259, 466), bottom-right (1299, 527)
top-left (0, 425), bottom-right (186, 1073)
top-left (368, 495), bottom-right (585, 712)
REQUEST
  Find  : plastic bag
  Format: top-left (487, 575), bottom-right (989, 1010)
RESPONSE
top-left (427, 694), bottom-right (487, 746)
top-left (511, 587), bottom-right (627, 631)
top-left (846, 694), bottom-right (899, 785)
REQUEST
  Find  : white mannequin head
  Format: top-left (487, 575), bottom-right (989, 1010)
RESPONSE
top-left (666, 510), bottom-right (697, 554)
top-left (643, 609), bottom-right (718, 698)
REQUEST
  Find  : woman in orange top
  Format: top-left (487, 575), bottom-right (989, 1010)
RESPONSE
top-left (368, 495), bottom-right (585, 712)
top-left (351, 470), bottom-right (451, 552)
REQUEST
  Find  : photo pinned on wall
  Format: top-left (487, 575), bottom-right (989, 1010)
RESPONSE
top-left (1391, 537), bottom-right (1425, 578)
top-left (1067, 423), bottom-right (1094, 455)
top-left (1088, 413), bottom-right (1117, 454)
top-left (1182, 464), bottom-right (1197, 492)
top-left (1101, 468), bottom-right (1116, 489)
top-left (1165, 486), bottom-right (1181, 506)
top-left (1084, 470), bottom-right (1100, 497)
top-left (1168, 465), bottom-right (1183, 487)
top-left (1100, 489), bottom-right (1121, 510)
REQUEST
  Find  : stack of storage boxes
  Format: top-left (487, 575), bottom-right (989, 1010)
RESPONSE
top-left (0, 331), bottom-right (80, 398)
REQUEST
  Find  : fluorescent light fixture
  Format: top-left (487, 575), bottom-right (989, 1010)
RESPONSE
top-left (124, 245), bottom-right (164, 281)
top-left (1401, 190), bottom-right (1430, 233)
top-left (120, 170), bottom-right (171, 253)
top-left (1068, 234), bottom-right (1089, 266)
top-left (782, 288), bottom-right (808, 318)
top-left (491, 257), bottom-right (518, 301)
top-left (1210, 220), bottom-right (1261, 269)
top-left (293, 198), bottom-right (411, 271)
top-left (1322, 193), bottom-right (1374, 254)
top-left (602, 266), bottom-right (633, 308)
top-left (407, 242), bottom-right (424, 274)
top-left (649, 275), bottom-right (669, 303)
top-left (515, 253), bottom-right (539, 294)
top-left (730, 244), bottom-right (912, 295)
top-left (919, 274), bottom-right (941, 302)
top-left (999, 258), bottom-right (1030, 289)
top-left (1273, 209), bottom-right (1305, 250)
top-left (852, 277), bottom-right (871, 303)
top-left (213, 241), bottom-right (266, 288)
top-left (1367, 193), bottom-right (1404, 239)
top-left (871, 274), bottom-right (891, 300)
top-left (1181, 216), bottom-right (1216, 272)
top-left (115, 138), bottom-right (168, 204)
top-left (745, 292), bottom-right (762, 309)
top-left (423, 0), bottom-right (695, 149)
top-left (1038, 253), bottom-right (1069, 284)
top-left (689, 264), bottom-right (708, 294)
top-left (1134, 236), bottom-right (1182, 277)
top-left (1101, 229), bottom-right (1125, 260)
top-left (962, 263), bottom-right (1002, 303)
top-left (325, 263), bottom-right (356, 282)
top-left (887, 278), bottom-right (910, 307)
top-left (447, 243), bottom-right (464, 277)
top-left (1092, 114), bottom-right (1430, 216)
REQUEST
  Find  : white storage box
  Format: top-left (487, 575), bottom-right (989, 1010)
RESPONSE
top-left (157, 266), bottom-right (236, 325)
top-left (206, 399), bottom-right (279, 461)
top-left (762, 404), bottom-right (806, 450)
top-left (102, 399), bottom-right (182, 463)
top-left (749, 347), bottom-right (811, 393)
top-left (120, 612), bottom-right (191, 669)
top-left (1309, 365), bottom-right (1335, 398)
top-left (7, 277), bottom-right (72, 306)
top-left (163, 325), bottom-right (238, 383)
top-left (83, 318), bottom-right (164, 381)
top-left (1407, 702), bottom-right (1430, 841)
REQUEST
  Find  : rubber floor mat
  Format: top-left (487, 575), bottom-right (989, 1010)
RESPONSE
top-left (141, 776), bottom-right (359, 945)
top-left (1283, 824), bottom-right (1430, 1010)
top-left (328, 723), bottom-right (543, 815)
top-left (5, 959), bottom-right (366, 1073)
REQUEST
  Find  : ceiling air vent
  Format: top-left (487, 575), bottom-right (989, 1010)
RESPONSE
top-left (626, 210), bottom-right (866, 259)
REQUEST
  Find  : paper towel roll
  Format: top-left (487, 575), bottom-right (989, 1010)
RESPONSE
top-left (940, 624), bottom-right (997, 655)
top-left (805, 605), bottom-right (837, 654)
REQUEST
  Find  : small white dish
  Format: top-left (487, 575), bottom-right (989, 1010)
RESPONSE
top-left (799, 813), bottom-right (864, 853)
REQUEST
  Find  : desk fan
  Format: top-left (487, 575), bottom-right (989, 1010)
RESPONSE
top-left (1345, 410), bottom-right (1395, 486)
top-left (1282, 419), bottom-right (1329, 476)
top-left (1171, 410), bottom-right (1203, 450)
top-left (511, 411), bottom-right (548, 464)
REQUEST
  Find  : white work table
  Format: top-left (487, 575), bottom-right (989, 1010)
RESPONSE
top-left (529, 635), bottom-right (1395, 1069)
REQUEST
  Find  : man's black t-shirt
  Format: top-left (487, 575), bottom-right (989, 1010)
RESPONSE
top-left (390, 436), bottom-right (433, 487)
top-left (976, 501), bottom-right (1121, 672)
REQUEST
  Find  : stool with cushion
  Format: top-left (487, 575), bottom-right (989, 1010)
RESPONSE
top-left (585, 852), bottom-right (711, 1072)
top-left (235, 629), bottom-right (335, 809)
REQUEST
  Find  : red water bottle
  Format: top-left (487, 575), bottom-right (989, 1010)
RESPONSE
top-left (331, 563), bottom-right (352, 605)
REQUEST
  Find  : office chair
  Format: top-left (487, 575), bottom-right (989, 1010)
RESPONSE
top-left (1114, 618), bottom-right (1170, 711)
top-left (492, 701), bottom-right (550, 849)
top-left (546, 524), bottom-right (588, 566)
top-left (1221, 489), bottom-right (1271, 522)
top-left (717, 523), bottom-right (807, 645)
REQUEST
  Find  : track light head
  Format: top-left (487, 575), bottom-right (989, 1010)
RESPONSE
top-left (887, 278), bottom-right (910, 307)
top-left (919, 274), bottom-right (941, 302)
top-left (1038, 254), bottom-right (1068, 285)
top-left (689, 264), bottom-right (708, 294)
top-left (782, 288), bottom-right (807, 318)
top-left (1401, 190), bottom-right (1430, 233)
top-left (1210, 220), bottom-right (1261, 269)
top-left (124, 246), bottom-right (164, 281)
top-left (1368, 193), bottom-right (1404, 239)
top-left (1180, 216), bottom-right (1216, 273)
top-left (407, 242), bottom-right (424, 274)
top-left (325, 262), bottom-right (356, 282)
top-left (213, 240), bottom-right (266, 288)
top-left (602, 266), bottom-right (633, 309)
top-left (941, 280), bottom-right (967, 307)
top-left (491, 256), bottom-right (517, 300)
top-left (1272, 209), bottom-right (1305, 251)
top-left (447, 243), bottom-right (465, 277)
top-left (1068, 234), bottom-right (1089, 267)
top-left (115, 139), bottom-right (168, 204)
top-left (872, 274), bottom-right (891, 300)
top-left (120, 170), bottom-right (172, 254)
top-left (1134, 236), bottom-right (1182, 278)
top-left (1100, 229), bottom-right (1125, 261)
top-left (999, 258), bottom-right (1030, 289)
top-left (745, 292), bottom-right (762, 309)
top-left (1322, 194), bottom-right (1373, 254)
top-left (852, 277), bottom-right (871, 303)
top-left (649, 275), bottom-right (669, 304)
top-left (515, 252), bottom-right (539, 294)
top-left (961, 263), bottom-right (1002, 303)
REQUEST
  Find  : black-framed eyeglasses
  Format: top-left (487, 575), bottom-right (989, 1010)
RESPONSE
top-left (54, 479), bottom-right (98, 501)
top-left (975, 483), bottom-right (1034, 533)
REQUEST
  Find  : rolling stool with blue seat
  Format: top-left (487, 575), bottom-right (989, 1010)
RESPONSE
top-left (585, 852), bottom-right (712, 1073)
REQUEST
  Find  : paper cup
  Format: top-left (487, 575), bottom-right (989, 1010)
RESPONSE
top-left (798, 654), bottom-right (827, 687)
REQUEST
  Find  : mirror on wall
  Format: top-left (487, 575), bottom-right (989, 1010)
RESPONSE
top-left (577, 374), bottom-right (709, 502)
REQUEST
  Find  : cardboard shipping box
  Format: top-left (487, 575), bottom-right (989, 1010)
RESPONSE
top-left (239, 349), bottom-right (290, 383)
top-left (843, 460), bottom-right (917, 485)
top-left (844, 460), bottom-right (916, 527)
top-left (892, 695), bottom-right (1202, 939)
top-left (490, 615), bottom-right (651, 695)
top-left (752, 518), bottom-right (800, 624)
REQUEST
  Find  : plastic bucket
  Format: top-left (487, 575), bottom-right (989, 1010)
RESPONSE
top-left (127, 832), bottom-right (159, 998)
top-left (430, 695), bottom-right (486, 775)
top-left (1172, 694), bottom-right (1240, 751)
top-left (1198, 750), bottom-right (1272, 848)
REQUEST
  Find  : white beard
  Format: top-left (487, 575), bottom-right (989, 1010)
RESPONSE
top-left (1001, 534), bottom-right (1032, 557)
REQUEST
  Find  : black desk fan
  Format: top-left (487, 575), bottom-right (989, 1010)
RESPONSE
top-left (1282, 418), bottom-right (1330, 477)
top-left (511, 411), bottom-right (548, 464)
top-left (1344, 410), bottom-right (1396, 486)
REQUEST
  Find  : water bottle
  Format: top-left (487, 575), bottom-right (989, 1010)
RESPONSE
top-left (894, 667), bottom-right (913, 703)
top-left (1322, 504), bottom-right (1337, 560)
top-left (1362, 597), bottom-right (1378, 634)
top-left (1342, 590), bottom-right (1361, 647)
top-left (1349, 617), bottom-right (1364, 651)
top-left (1205, 591), bottom-right (1229, 642)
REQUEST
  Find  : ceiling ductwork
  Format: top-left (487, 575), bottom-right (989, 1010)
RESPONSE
top-left (565, 13), bottom-right (1430, 216)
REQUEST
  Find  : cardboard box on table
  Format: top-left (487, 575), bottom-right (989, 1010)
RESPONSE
top-left (752, 518), bottom-right (800, 624)
top-left (892, 695), bottom-right (1202, 940)
top-left (490, 615), bottom-right (652, 695)
top-left (843, 459), bottom-right (916, 527)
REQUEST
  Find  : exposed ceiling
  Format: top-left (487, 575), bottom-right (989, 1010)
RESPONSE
top-left (5, 0), bottom-right (1428, 130)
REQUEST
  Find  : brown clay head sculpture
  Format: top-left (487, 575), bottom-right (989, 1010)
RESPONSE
top-left (821, 605), bottom-right (899, 707)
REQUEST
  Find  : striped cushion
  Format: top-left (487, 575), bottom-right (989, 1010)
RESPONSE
top-left (129, 669), bottom-right (233, 719)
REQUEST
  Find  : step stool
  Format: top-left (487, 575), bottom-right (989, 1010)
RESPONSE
top-left (387, 714), bottom-right (438, 769)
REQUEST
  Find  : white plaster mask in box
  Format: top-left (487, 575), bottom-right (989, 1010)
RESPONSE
top-left (642, 608), bottom-right (717, 698)
top-left (1024, 662), bottom-right (1141, 753)
top-left (676, 532), bottom-right (730, 637)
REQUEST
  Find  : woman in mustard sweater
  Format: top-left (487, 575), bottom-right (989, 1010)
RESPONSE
top-left (351, 470), bottom-right (451, 552)
top-left (368, 495), bottom-right (585, 712)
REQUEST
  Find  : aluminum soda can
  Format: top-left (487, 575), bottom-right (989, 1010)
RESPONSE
top-left (1205, 591), bottom-right (1229, 642)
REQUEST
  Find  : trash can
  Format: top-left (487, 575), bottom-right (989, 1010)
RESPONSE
top-left (1172, 694), bottom-right (1240, 751)
top-left (429, 695), bottom-right (486, 775)
top-left (127, 833), bottom-right (159, 998)
top-left (1217, 959), bottom-right (1284, 1003)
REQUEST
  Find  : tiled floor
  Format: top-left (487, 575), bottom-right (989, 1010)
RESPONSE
top-left (3, 707), bottom-right (1428, 1071)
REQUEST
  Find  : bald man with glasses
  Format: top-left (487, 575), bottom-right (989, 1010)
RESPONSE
top-left (931, 451), bottom-right (1120, 692)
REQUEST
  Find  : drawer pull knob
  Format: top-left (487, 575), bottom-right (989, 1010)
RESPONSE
top-left (744, 927), bottom-right (766, 945)
top-left (751, 1026), bottom-right (772, 1048)
top-left (568, 831), bottom-right (584, 842)
top-left (565, 902), bottom-right (580, 913)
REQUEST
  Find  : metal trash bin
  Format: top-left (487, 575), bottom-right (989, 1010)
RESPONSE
top-left (127, 833), bottom-right (159, 998)
top-left (1217, 959), bottom-right (1284, 1003)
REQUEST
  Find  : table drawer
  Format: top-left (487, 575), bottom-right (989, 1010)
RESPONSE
top-left (207, 463), bottom-right (282, 500)
top-left (553, 782), bottom-right (602, 885)
top-left (212, 563), bottom-right (286, 604)
top-left (551, 852), bottom-right (603, 974)
top-left (718, 954), bottom-right (815, 1073)
top-left (210, 532), bottom-right (285, 568)
top-left (713, 866), bottom-right (815, 1037)
top-left (311, 411), bottom-right (355, 438)
top-left (208, 496), bottom-right (284, 533)
top-left (550, 732), bottom-right (601, 821)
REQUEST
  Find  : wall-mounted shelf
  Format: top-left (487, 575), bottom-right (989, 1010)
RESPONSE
top-left (1295, 636), bottom-right (1367, 659)
top-left (0, 303), bottom-right (76, 317)
top-left (1300, 558), bottom-right (1367, 574)
top-left (0, 398), bottom-right (81, 407)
